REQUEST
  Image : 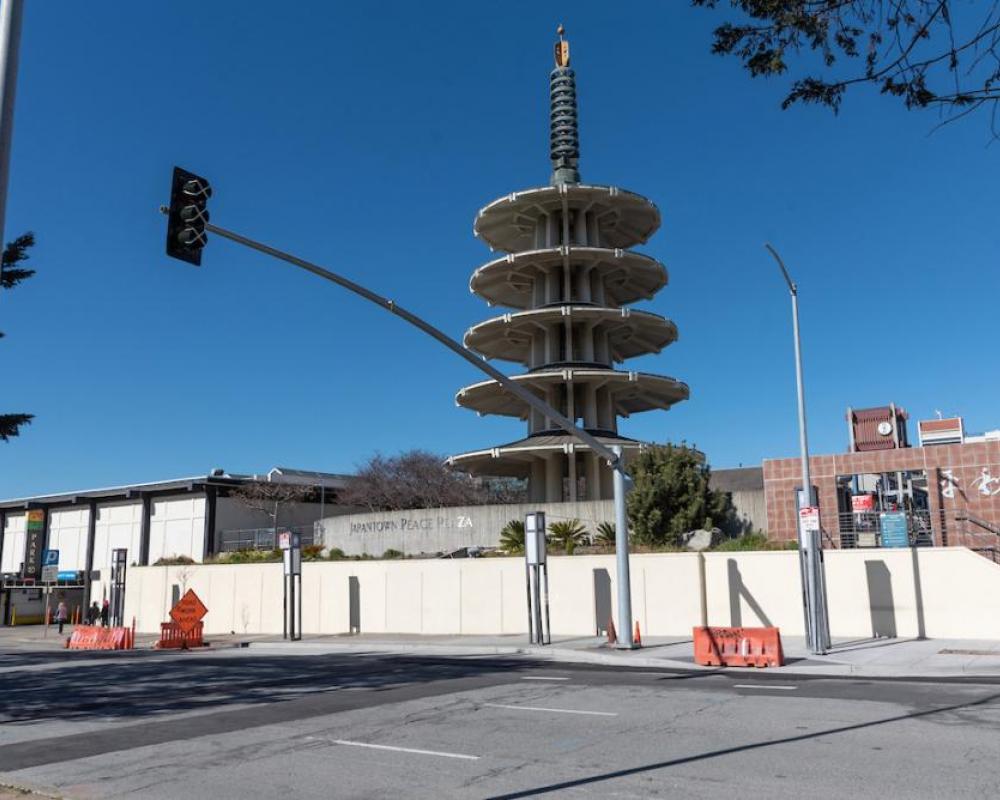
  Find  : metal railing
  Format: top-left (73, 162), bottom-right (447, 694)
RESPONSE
top-left (836, 510), bottom-right (934, 549)
top-left (835, 508), bottom-right (999, 562)
top-left (218, 525), bottom-right (315, 553)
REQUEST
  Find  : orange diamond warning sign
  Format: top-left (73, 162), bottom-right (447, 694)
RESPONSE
top-left (169, 589), bottom-right (208, 633)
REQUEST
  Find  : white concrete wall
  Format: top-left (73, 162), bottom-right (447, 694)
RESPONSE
top-left (149, 495), bottom-right (206, 564)
top-left (123, 547), bottom-right (1000, 641)
top-left (47, 508), bottom-right (90, 572)
top-left (92, 501), bottom-right (143, 603)
top-left (1, 512), bottom-right (26, 574)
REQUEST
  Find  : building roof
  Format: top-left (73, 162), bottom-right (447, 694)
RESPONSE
top-left (710, 467), bottom-right (764, 493)
top-left (0, 467), bottom-right (353, 511)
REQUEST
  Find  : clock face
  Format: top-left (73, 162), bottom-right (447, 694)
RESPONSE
top-left (877, 421), bottom-right (893, 436)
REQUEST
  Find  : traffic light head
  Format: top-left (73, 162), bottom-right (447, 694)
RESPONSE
top-left (165, 166), bottom-right (212, 265)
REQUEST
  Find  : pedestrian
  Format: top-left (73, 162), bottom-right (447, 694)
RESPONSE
top-left (100, 598), bottom-right (110, 627)
top-left (88, 601), bottom-right (100, 626)
top-left (55, 599), bottom-right (68, 635)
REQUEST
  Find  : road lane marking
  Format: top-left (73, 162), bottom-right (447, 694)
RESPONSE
top-left (331, 739), bottom-right (480, 760)
top-left (483, 703), bottom-right (618, 717)
top-left (520, 676), bottom-right (569, 681)
top-left (732, 684), bottom-right (798, 691)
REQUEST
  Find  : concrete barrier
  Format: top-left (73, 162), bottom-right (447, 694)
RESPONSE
top-left (122, 547), bottom-right (1000, 640)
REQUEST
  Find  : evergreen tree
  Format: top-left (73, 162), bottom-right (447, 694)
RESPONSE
top-left (627, 443), bottom-right (734, 547)
top-left (1, 232), bottom-right (36, 441)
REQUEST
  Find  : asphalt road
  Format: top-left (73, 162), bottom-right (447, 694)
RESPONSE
top-left (1, 646), bottom-right (998, 798)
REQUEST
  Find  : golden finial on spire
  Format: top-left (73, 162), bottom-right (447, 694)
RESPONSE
top-left (554, 24), bottom-right (570, 68)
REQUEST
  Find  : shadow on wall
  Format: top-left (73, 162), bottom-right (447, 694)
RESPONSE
top-left (593, 568), bottom-right (611, 636)
top-left (864, 560), bottom-right (897, 638)
top-left (726, 559), bottom-right (773, 627)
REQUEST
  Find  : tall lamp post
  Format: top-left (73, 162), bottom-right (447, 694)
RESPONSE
top-left (765, 243), bottom-right (830, 655)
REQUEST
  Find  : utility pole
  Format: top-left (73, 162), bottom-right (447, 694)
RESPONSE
top-left (765, 243), bottom-right (830, 654)
top-left (0, 0), bottom-right (23, 286)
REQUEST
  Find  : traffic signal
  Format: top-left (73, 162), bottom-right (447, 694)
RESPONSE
top-left (165, 166), bottom-right (212, 265)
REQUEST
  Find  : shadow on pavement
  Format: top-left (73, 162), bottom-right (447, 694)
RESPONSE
top-left (0, 651), bottom-right (535, 725)
top-left (485, 690), bottom-right (1000, 799)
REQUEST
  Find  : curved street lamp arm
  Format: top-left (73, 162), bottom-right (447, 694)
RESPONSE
top-left (764, 242), bottom-right (796, 295)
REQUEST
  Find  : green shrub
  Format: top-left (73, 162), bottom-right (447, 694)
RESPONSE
top-left (712, 532), bottom-right (796, 552)
top-left (327, 547), bottom-right (347, 560)
top-left (381, 548), bottom-right (404, 560)
top-left (214, 548), bottom-right (282, 564)
top-left (153, 555), bottom-right (195, 566)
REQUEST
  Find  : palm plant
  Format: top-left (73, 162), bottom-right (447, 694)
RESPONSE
top-left (595, 521), bottom-right (616, 546)
top-left (499, 519), bottom-right (525, 554)
top-left (548, 519), bottom-right (588, 555)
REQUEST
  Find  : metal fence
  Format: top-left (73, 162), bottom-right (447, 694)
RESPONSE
top-left (218, 525), bottom-right (315, 553)
top-left (836, 510), bottom-right (935, 549)
top-left (835, 509), bottom-right (999, 562)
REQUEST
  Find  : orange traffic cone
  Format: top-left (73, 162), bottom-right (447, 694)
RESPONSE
top-left (606, 615), bottom-right (617, 645)
top-left (634, 620), bottom-right (642, 647)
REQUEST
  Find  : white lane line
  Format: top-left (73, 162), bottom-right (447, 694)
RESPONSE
top-left (331, 739), bottom-right (480, 760)
top-left (520, 676), bottom-right (569, 681)
top-left (484, 702), bottom-right (618, 717)
top-left (733, 684), bottom-right (798, 691)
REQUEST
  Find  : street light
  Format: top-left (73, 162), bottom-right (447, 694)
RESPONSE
top-left (764, 243), bottom-right (830, 655)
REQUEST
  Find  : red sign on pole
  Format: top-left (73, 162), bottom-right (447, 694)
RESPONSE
top-left (169, 589), bottom-right (208, 634)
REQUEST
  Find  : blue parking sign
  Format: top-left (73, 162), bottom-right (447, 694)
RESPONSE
top-left (42, 549), bottom-right (59, 567)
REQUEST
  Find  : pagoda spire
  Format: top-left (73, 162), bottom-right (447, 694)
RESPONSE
top-left (549, 25), bottom-right (580, 186)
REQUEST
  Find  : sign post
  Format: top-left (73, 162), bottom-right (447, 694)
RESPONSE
top-left (524, 513), bottom-right (550, 645)
top-left (110, 548), bottom-right (127, 628)
top-left (280, 532), bottom-right (301, 641)
top-left (40, 549), bottom-right (59, 638)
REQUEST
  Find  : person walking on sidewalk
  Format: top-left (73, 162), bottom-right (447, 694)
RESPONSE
top-left (100, 598), bottom-right (110, 627)
top-left (87, 601), bottom-right (100, 625)
top-left (55, 599), bottom-right (68, 635)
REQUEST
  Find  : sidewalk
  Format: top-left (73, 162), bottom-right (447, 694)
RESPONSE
top-left (4, 625), bottom-right (1000, 680)
top-left (244, 632), bottom-right (1000, 680)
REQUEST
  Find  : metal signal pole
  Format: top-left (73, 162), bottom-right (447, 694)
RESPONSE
top-left (161, 187), bottom-right (639, 648)
top-left (0, 0), bottom-right (24, 288)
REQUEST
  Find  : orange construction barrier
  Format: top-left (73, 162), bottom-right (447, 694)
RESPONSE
top-left (66, 625), bottom-right (134, 651)
top-left (606, 615), bottom-right (617, 645)
top-left (156, 621), bottom-right (205, 649)
top-left (692, 626), bottom-right (784, 668)
top-left (633, 620), bottom-right (642, 647)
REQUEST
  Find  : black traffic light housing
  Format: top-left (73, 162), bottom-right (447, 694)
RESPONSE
top-left (165, 166), bottom-right (212, 265)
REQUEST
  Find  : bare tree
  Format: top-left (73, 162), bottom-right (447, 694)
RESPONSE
top-left (694, 1), bottom-right (1000, 134)
top-left (340, 450), bottom-right (526, 512)
top-left (228, 481), bottom-right (314, 540)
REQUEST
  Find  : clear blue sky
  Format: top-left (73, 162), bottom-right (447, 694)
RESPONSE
top-left (1, 1), bottom-right (997, 498)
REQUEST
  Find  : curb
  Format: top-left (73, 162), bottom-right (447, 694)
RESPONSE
top-left (244, 640), bottom-right (1000, 681)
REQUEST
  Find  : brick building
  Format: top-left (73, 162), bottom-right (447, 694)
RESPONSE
top-left (764, 411), bottom-right (1000, 555)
